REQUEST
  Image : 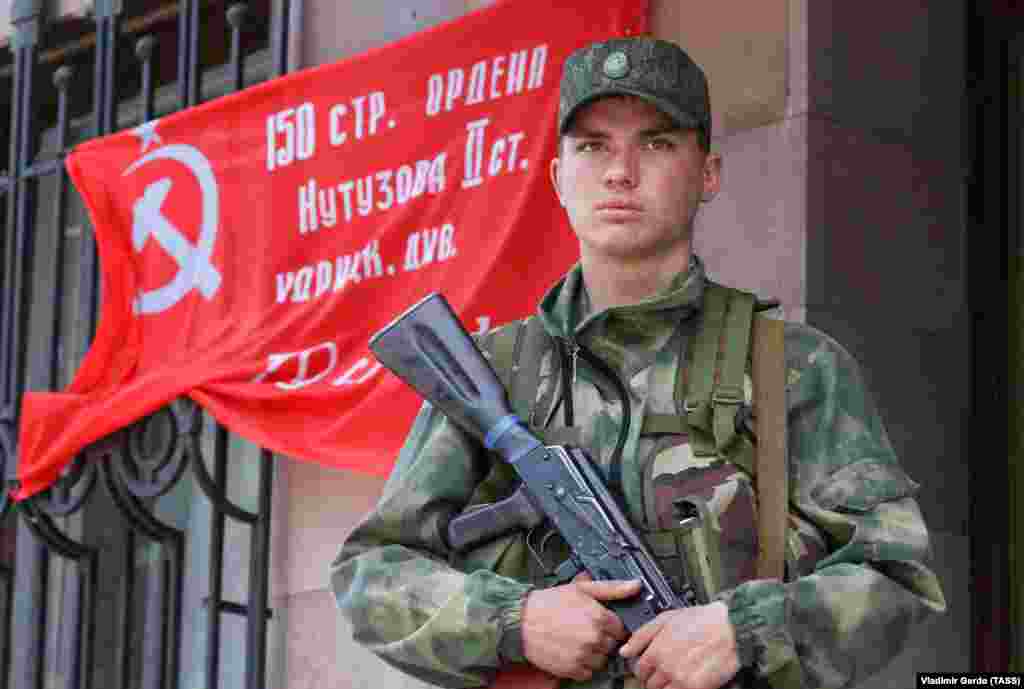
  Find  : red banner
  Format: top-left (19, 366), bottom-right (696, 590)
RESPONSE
top-left (15, 1), bottom-right (648, 499)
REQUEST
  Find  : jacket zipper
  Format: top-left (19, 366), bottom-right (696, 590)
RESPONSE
top-left (558, 335), bottom-right (631, 502)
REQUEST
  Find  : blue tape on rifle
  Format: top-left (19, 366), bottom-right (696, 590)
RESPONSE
top-left (484, 415), bottom-right (522, 450)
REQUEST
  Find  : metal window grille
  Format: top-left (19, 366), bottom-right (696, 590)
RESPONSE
top-left (0, 2), bottom-right (293, 687)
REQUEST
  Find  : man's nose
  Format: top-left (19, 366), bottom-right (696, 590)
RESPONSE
top-left (603, 148), bottom-right (638, 188)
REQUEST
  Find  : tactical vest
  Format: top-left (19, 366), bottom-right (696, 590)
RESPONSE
top-left (459, 282), bottom-right (792, 602)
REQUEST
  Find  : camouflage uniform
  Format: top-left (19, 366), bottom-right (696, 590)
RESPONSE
top-left (331, 256), bottom-right (946, 688)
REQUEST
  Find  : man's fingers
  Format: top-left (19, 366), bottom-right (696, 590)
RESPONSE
top-left (576, 578), bottom-right (643, 601)
top-left (618, 617), bottom-right (662, 658)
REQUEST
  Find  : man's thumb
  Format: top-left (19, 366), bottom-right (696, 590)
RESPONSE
top-left (576, 579), bottom-right (643, 601)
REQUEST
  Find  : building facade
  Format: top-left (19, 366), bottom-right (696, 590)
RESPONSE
top-left (0, 1), bottom-right (1016, 687)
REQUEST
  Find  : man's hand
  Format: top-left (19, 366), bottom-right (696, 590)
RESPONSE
top-left (618, 601), bottom-right (740, 689)
top-left (521, 573), bottom-right (642, 681)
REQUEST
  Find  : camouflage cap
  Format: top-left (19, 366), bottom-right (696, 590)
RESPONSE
top-left (558, 37), bottom-right (711, 141)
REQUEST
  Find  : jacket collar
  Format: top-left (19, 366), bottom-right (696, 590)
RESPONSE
top-left (537, 254), bottom-right (707, 341)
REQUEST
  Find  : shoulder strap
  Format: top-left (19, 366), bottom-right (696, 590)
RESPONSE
top-left (752, 314), bottom-right (788, 581)
top-left (681, 282), bottom-right (756, 461)
top-left (712, 287), bottom-right (756, 457)
top-left (682, 282), bottom-right (729, 457)
top-left (674, 281), bottom-right (788, 580)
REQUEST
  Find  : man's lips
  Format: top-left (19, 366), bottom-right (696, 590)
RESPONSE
top-left (595, 200), bottom-right (643, 212)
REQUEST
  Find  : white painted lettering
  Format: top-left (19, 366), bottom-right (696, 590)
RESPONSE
top-left (466, 60), bottom-right (487, 105)
top-left (329, 104), bottom-right (348, 145)
top-left (445, 68), bottom-right (465, 112)
top-left (356, 175), bottom-right (373, 217)
top-left (318, 186), bottom-right (337, 228)
top-left (293, 266), bottom-right (313, 302)
top-left (506, 50), bottom-right (528, 95)
top-left (428, 153), bottom-right (447, 193)
top-left (314, 260), bottom-right (332, 298)
top-left (489, 55), bottom-right (507, 100)
top-left (298, 179), bottom-right (317, 233)
top-left (439, 223), bottom-right (457, 260)
top-left (368, 92), bottom-right (386, 135)
top-left (375, 170), bottom-right (394, 211)
top-left (362, 239), bottom-right (383, 277)
top-left (332, 357), bottom-right (382, 386)
top-left (426, 73), bottom-right (444, 116)
top-left (275, 272), bottom-right (296, 304)
top-left (351, 95), bottom-right (366, 140)
top-left (404, 232), bottom-right (421, 271)
top-left (488, 138), bottom-right (507, 177)
top-left (255, 342), bottom-right (338, 390)
top-left (463, 118), bottom-right (490, 189)
top-left (338, 181), bottom-right (355, 222)
top-left (528, 45), bottom-right (548, 89)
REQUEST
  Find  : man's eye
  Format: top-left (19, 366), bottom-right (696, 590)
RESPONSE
top-left (646, 138), bottom-right (674, 151)
top-left (576, 141), bottom-right (603, 152)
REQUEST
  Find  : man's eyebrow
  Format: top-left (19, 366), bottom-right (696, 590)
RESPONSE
top-left (638, 125), bottom-right (684, 137)
top-left (565, 127), bottom-right (610, 139)
top-left (565, 124), bottom-right (684, 139)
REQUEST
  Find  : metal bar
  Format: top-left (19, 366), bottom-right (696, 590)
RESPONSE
top-left (10, 38), bottom-right (38, 402)
top-left (65, 553), bottom-right (85, 689)
top-left (1, 45), bottom-right (24, 465)
top-left (137, 36), bottom-right (157, 122)
top-left (201, 598), bottom-right (273, 620)
top-left (92, 14), bottom-right (108, 140)
top-left (245, 450), bottom-right (273, 689)
top-left (163, 537), bottom-right (183, 689)
top-left (65, 552), bottom-right (98, 689)
top-left (204, 424), bottom-right (228, 689)
top-left (79, 554), bottom-right (98, 689)
top-left (188, 0), bottom-right (202, 106)
top-left (10, 518), bottom-right (47, 689)
top-left (140, 545), bottom-right (164, 689)
top-left (272, 0), bottom-right (292, 77)
top-left (46, 66), bottom-right (73, 392)
top-left (177, 0), bottom-right (193, 110)
top-left (7, 10), bottom-right (48, 689)
top-left (99, 10), bottom-right (122, 136)
top-left (0, 557), bottom-right (14, 689)
top-left (228, 4), bottom-right (249, 93)
top-left (2, 45), bottom-right (26, 415)
top-left (21, 158), bottom-right (63, 178)
top-left (116, 531), bottom-right (136, 689)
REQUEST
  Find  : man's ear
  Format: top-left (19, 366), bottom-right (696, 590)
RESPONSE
top-left (702, 152), bottom-right (722, 202)
top-left (550, 156), bottom-right (566, 207)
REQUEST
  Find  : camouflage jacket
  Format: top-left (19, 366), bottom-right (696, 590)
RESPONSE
top-left (331, 257), bottom-right (946, 689)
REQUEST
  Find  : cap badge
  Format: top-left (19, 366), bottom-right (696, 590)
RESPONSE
top-left (602, 51), bottom-right (630, 79)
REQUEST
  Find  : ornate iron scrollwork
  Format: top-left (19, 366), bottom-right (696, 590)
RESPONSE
top-left (113, 398), bottom-right (198, 500)
top-left (32, 451), bottom-right (99, 518)
top-left (190, 427), bottom-right (259, 525)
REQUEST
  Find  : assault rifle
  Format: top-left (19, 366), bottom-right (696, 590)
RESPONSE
top-left (368, 292), bottom-right (693, 633)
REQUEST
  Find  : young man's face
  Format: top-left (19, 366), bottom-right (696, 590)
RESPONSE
top-left (550, 96), bottom-right (721, 266)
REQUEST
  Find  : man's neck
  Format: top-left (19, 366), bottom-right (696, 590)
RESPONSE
top-left (579, 245), bottom-right (693, 313)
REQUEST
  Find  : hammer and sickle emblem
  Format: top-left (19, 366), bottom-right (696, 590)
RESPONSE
top-left (124, 144), bottom-right (222, 314)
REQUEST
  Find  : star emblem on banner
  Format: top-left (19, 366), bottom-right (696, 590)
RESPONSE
top-left (132, 120), bottom-right (163, 153)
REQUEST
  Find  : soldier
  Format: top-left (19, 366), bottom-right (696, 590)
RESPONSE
top-left (332, 37), bottom-right (946, 689)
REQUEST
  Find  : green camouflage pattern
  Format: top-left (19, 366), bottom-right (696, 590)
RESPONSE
top-left (331, 256), bottom-right (946, 688)
top-left (558, 37), bottom-right (711, 140)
